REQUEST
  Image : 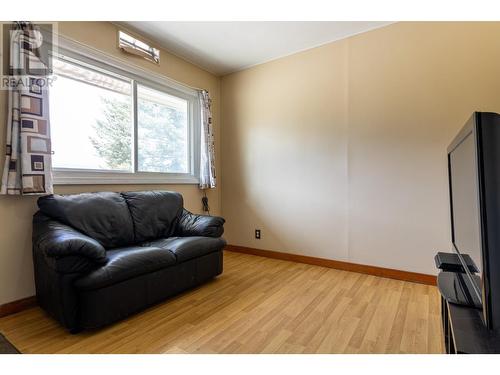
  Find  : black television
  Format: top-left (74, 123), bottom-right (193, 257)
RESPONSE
top-left (448, 112), bottom-right (500, 331)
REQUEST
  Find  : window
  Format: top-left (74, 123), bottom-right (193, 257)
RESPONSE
top-left (51, 58), bottom-right (133, 172)
top-left (118, 31), bottom-right (160, 64)
top-left (137, 85), bottom-right (188, 173)
top-left (49, 49), bottom-right (200, 185)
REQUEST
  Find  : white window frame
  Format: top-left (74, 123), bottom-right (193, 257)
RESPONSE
top-left (51, 36), bottom-right (200, 185)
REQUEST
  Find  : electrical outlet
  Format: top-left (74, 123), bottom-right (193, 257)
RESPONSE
top-left (255, 229), bottom-right (261, 239)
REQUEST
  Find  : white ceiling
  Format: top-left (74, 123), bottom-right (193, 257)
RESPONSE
top-left (121, 22), bottom-right (393, 76)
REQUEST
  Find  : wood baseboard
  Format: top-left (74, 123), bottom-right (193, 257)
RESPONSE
top-left (225, 245), bottom-right (437, 286)
top-left (0, 296), bottom-right (37, 318)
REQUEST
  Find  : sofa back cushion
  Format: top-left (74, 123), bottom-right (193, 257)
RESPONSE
top-left (37, 192), bottom-right (135, 248)
top-left (121, 191), bottom-right (184, 242)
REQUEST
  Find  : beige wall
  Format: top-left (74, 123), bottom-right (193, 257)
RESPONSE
top-left (0, 22), bottom-right (222, 305)
top-left (221, 22), bottom-right (500, 275)
top-left (221, 40), bottom-right (350, 262)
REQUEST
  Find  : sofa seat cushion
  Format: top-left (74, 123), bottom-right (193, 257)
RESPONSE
top-left (141, 236), bottom-right (226, 263)
top-left (74, 246), bottom-right (176, 291)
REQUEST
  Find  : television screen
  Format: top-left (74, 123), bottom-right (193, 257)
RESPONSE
top-left (448, 130), bottom-right (483, 288)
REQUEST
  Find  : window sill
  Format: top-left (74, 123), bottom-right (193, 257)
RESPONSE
top-left (53, 171), bottom-right (200, 186)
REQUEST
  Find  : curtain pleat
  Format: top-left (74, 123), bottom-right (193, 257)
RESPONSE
top-left (199, 90), bottom-right (216, 189)
top-left (1, 22), bottom-right (53, 195)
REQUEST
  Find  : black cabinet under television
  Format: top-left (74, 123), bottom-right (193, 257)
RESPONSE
top-left (441, 292), bottom-right (500, 353)
top-left (436, 253), bottom-right (500, 353)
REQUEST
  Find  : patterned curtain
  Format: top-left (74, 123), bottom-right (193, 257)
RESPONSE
top-left (1, 23), bottom-right (53, 195)
top-left (199, 90), bottom-right (216, 189)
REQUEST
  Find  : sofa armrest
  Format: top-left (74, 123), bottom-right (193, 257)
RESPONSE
top-left (33, 212), bottom-right (107, 269)
top-left (178, 209), bottom-right (225, 238)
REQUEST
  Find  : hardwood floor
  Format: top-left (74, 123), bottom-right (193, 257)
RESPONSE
top-left (0, 251), bottom-right (444, 354)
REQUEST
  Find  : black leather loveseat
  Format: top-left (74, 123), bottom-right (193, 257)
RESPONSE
top-left (32, 191), bottom-right (226, 332)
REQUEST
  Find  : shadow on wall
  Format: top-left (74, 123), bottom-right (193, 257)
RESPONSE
top-left (0, 195), bottom-right (39, 305)
top-left (221, 110), bottom-right (348, 259)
